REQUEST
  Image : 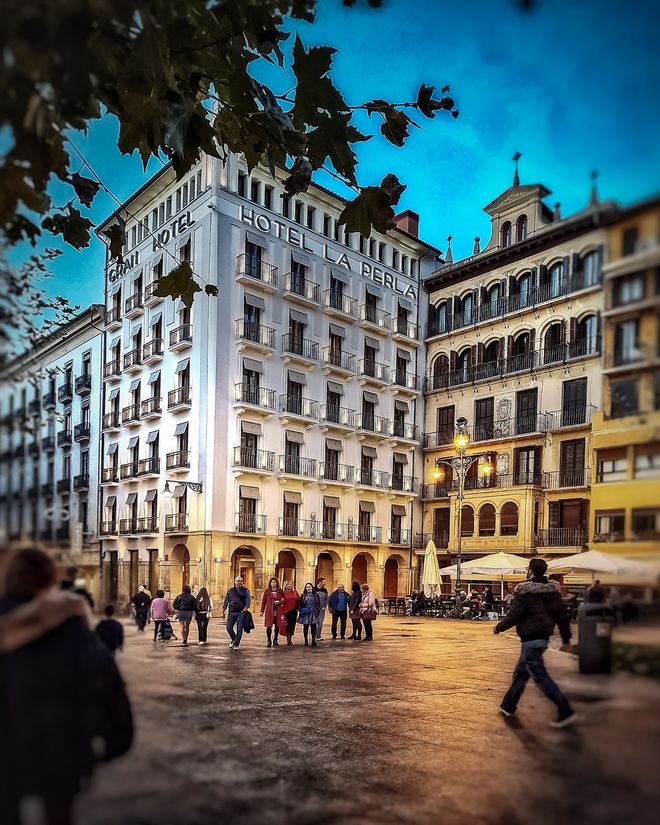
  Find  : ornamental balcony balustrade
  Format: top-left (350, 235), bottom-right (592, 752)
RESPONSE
top-left (323, 289), bottom-right (358, 318)
top-left (321, 348), bottom-right (356, 374)
top-left (389, 528), bottom-right (412, 545)
top-left (392, 316), bottom-right (419, 341)
top-left (319, 404), bottom-right (356, 428)
top-left (235, 319), bottom-right (275, 349)
top-left (278, 393), bottom-right (318, 420)
top-left (165, 513), bottom-right (189, 533)
top-left (169, 324), bottom-right (193, 351)
top-left (235, 383), bottom-right (277, 410)
top-left (168, 386), bottom-right (192, 410)
top-left (144, 280), bottom-right (163, 306)
top-left (281, 333), bottom-right (319, 362)
top-left (235, 253), bottom-right (278, 289)
top-left (318, 462), bottom-right (355, 484)
top-left (283, 272), bottom-right (321, 304)
top-left (355, 412), bottom-right (390, 436)
top-left (235, 513), bottom-right (268, 534)
top-left (166, 450), bottom-right (190, 470)
top-left (356, 467), bottom-right (390, 490)
top-left (535, 528), bottom-right (587, 547)
top-left (359, 304), bottom-right (390, 332)
top-left (232, 446), bottom-right (275, 472)
top-left (73, 473), bottom-right (89, 491)
top-left (543, 468), bottom-right (591, 489)
top-left (278, 454), bottom-right (317, 478)
top-left (75, 374), bottom-right (92, 395)
top-left (57, 383), bottom-right (73, 403)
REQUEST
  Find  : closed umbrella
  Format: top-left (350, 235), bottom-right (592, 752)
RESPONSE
top-left (420, 539), bottom-right (443, 597)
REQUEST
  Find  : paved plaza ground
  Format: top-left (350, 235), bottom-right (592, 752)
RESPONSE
top-left (78, 616), bottom-right (660, 825)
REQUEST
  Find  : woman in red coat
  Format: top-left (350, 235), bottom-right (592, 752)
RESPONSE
top-left (260, 577), bottom-right (284, 647)
top-left (276, 581), bottom-right (299, 646)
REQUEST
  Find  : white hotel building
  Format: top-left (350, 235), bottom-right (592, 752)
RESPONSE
top-left (97, 153), bottom-right (439, 604)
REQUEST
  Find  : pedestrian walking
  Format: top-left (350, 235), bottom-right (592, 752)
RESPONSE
top-left (328, 583), bottom-right (349, 639)
top-left (60, 564), bottom-right (95, 610)
top-left (297, 582), bottom-right (321, 647)
top-left (586, 579), bottom-right (605, 603)
top-left (0, 548), bottom-right (133, 825)
top-left (313, 578), bottom-right (329, 640)
top-left (172, 584), bottom-right (197, 646)
top-left (348, 580), bottom-right (363, 640)
top-left (260, 577), bottom-right (283, 647)
top-left (359, 584), bottom-right (377, 641)
top-left (494, 557), bottom-right (577, 728)
top-left (95, 604), bottom-right (124, 656)
top-left (130, 584), bottom-right (151, 631)
top-left (277, 580), bottom-right (299, 646)
top-left (222, 576), bottom-right (251, 651)
top-left (150, 589), bottom-right (171, 643)
top-left (195, 587), bottom-right (213, 645)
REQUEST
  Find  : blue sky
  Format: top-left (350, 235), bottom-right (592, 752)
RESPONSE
top-left (26, 0), bottom-right (660, 308)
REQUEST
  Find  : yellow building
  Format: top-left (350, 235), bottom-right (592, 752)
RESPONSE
top-left (590, 196), bottom-right (660, 562)
top-left (422, 175), bottom-right (612, 577)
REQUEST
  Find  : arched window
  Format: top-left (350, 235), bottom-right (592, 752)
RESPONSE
top-left (482, 340), bottom-right (500, 378)
top-left (461, 504), bottom-right (474, 536)
top-left (509, 331), bottom-right (532, 372)
top-left (543, 323), bottom-right (564, 364)
top-left (501, 503), bottom-right (519, 535)
top-left (516, 214), bottom-right (528, 242)
top-left (456, 348), bottom-right (472, 384)
top-left (479, 503), bottom-right (496, 536)
top-left (457, 292), bottom-right (474, 327)
top-left (515, 272), bottom-right (532, 309)
top-left (483, 283), bottom-right (501, 320)
top-left (432, 354), bottom-right (449, 389)
top-left (547, 261), bottom-right (564, 299)
top-left (434, 302), bottom-right (447, 335)
top-left (574, 314), bottom-right (598, 356)
top-left (581, 250), bottom-right (599, 288)
top-left (501, 221), bottom-right (512, 248)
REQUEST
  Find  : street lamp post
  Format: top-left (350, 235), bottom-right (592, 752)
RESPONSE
top-left (432, 417), bottom-right (492, 592)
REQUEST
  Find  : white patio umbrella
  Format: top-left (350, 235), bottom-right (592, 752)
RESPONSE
top-left (420, 539), bottom-right (443, 597)
top-left (440, 552), bottom-right (531, 597)
top-left (547, 550), bottom-right (660, 582)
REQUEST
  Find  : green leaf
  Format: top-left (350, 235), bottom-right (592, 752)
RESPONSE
top-left (154, 261), bottom-right (201, 308)
top-left (101, 218), bottom-right (126, 263)
top-left (41, 204), bottom-right (93, 249)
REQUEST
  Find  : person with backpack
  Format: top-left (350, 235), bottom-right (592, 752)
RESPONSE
top-left (297, 582), bottom-right (321, 647)
top-left (130, 584), bottom-right (151, 631)
top-left (222, 576), bottom-right (251, 652)
top-left (195, 587), bottom-right (213, 645)
top-left (150, 589), bottom-right (171, 643)
top-left (172, 585), bottom-right (197, 647)
top-left (359, 583), bottom-right (377, 641)
top-left (494, 557), bottom-right (577, 728)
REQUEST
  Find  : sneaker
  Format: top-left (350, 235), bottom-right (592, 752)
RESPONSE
top-left (228, 641), bottom-right (234, 649)
top-left (233, 646), bottom-right (240, 652)
top-left (181, 642), bottom-right (188, 647)
top-left (550, 712), bottom-right (578, 729)
top-left (499, 706), bottom-right (515, 718)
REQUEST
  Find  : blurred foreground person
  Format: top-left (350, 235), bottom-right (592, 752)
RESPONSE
top-left (60, 566), bottom-right (94, 610)
top-left (494, 557), bottom-right (577, 729)
top-left (94, 605), bottom-right (124, 656)
top-left (0, 548), bottom-right (133, 825)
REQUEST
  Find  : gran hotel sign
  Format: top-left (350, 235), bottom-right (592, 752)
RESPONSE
top-left (240, 205), bottom-right (418, 300)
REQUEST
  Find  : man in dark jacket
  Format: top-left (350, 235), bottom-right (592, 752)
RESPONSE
top-left (494, 558), bottom-right (577, 728)
top-left (95, 604), bottom-right (124, 655)
top-left (222, 576), bottom-right (252, 651)
top-left (328, 584), bottom-right (349, 639)
top-left (131, 584), bottom-right (151, 631)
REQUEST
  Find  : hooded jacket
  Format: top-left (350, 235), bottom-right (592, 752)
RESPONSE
top-left (495, 577), bottom-right (571, 644)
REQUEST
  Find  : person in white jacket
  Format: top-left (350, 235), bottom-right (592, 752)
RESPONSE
top-left (359, 584), bottom-right (377, 641)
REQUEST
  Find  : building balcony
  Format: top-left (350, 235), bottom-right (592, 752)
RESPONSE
top-left (232, 446), bottom-right (275, 473)
top-left (391, 369), bottom-right (419, 395)
top-left (235, 319), bottom-right (275, 353)
top-left (124, 291), bottom-right (144, 319)
top-left (323, 289), bottom-right (358, 321)
top-left (356, 525), bottom-right (382, 543)
top-left (355, 413), bottom-right (390, 439)
top-left (121, 404), bottom-right (141, 426)
top-left (73, 473), bottom-right (90, 492)
top-left (543, 469), bottom-right (591, 489)
top-left (435, 415), bottom-right (547, 446)
top-left (166, 450), bottom-right (190, 472)
top-left (41, 481), bottom-right (54, 497)
top-left (144, 280), bottom-right (164, 307)
top-left (535, 528), bottom-right (587, 548)
top-left (389, 528), bottom-right (412, 545)
top-left (389, 474), bottom-right (418, 494)
top-left (319, 404), bottom-right (356, 431)
top-left (103, 359), bottom-right (121, 382)
top-left (42, 391), bottom-right (56, 410)
top-left (234, 383), bottom-right (277, 413)
top-left (358, 305), bottom-right (390, 334)
top-left (318, 462), bottom-right (355, 486)
top-left (356, 468), bottom-right (390, 490)
top-left (542, 406), bottom-right (596, 431)
top-left (234, 513), bottom-right (267, 534)
top-left (281, 333), bottom-right (319, 366)
top-left (165, 513), bottom-right (189, 533)
top-left (321, 348), bottom-right (356, 377)
top-left (100, 521), bottom-right (118, 536)
top-left (137, 456), bottom-right (160, 477)
top-left (28, 399), bottom-right (41, 416)
top-left (138, 517), bottom-right (159, 534)
top-left (57, 383), bottom-right (73, 404)
top-left (141, 396), bottom-right (162, 421)
top-left (278, 454), bottom-right (317, 479)
top-left (120, 462), bottom-right (140, 481)
top-left (101, 467), bottom-right (119, 485)
top-left (317, 522), bottom-right (357, 541)
top-left (120, 518), bottom-right (139, 536)
top-left (278, 517), bottom-right (323, 539)
top-left (282, 273), bottom-right (321, 307)
top-left (75, 374), bottom-right (92, 396)
top-left (73, 422), bottom-right (90, 442)
top-left (392, 317), bottom-right (420, 345)
top-left (236, 253), bottom-right (278, 292)
top-left (104, 306), bottom-right (122, 330)
top-left (414, 532), bottom-right (450, 549)
top-left (421, 482), bottom-right (453, 501)
top-left (102, 411), bottom-right (120, 432)
top-left (41, 435), bottom-right (55, 453)
top-left (143, 339), bottom-right (164, 365)
top-left (56, 477), bottom-right (71, 493)
top-left (168, 386), bottom-right (192, 412)
top-left (57, 429), bottom-right (72, 447)
top-left (278, 393), bottom-right (318, 423)
top-left (389, 420), bottom-right (420, 444)
top-left (123, 348), bottom-right (142, 374)
top-left (603, 343), bottom-right (658, 373)
top-left (358, 359), bottom-right (390, 386)
top-left (169, 324), bottom-right (193, 351)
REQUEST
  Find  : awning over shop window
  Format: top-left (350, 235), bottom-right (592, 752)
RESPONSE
top-left (175, 358), bottom-right (190, 373)
top-left (359, 500), bottom-right (375, 513)
top-left (365, 283), bottom-right (382, 298)
top-left (364, 336), bottom-right (381, 350)
top-left (241, 421), bottom-right (262, 436)
top-left (324, 496), bottom-right (341, 508)
top-left (240, 485), bottom-right (260, 500)
top-left (244, 292), bottom-right (266, 310)
top-left (394, 400), bottom-right (409, 412)
top-left (108, 388), bottom-right (120, 400)
top-left (246, 231), bottom-right (266, 248)
top-left (325, 438), bottom-right (343, 452)
top-left (286, 430), bottom-right (304, 444)
top-left (106, 443), bottom-right (118, 455)
top-left (145, 489), bottom-right (157, 502)
top-left (330, 269), bottom-right (349, 284)
top-left (392, 504), bottom-right (407, 516)
top-left (289, 309), bottom-right (309, 325)
top-left (243, 357), bottom-right (263, 373)
top-left (328, 323), bottom-right (346, 338)
top-left (129, 379), bottom-right (140, 392)
top-left (327, 381), bottom-right (344, 395)
top-left (146, 431), bottom-right (159, 443)
top-left (174, 422), bottom-right (188, 436)
top-left (363, 391), bottom-right (379, 404)
top-left (291, 250), bottom-right (311, 266)
top-left (398, 298), bottom-right (414, 312)
top-left (393, 452), bottom-right (409, 464)
top-left (105, 495), bottom-right (117, 507)
top-left (148, 370), bottom-right (160, 384)
top-left (396, 348), bottom-right (411, 361)
top-left (172, 485), bottom-right (186, 498)
top-left (283, 491), bottom-right (302, 504)
top-left (288, 370), bottom-right (306, 385)
top-left (127, 436), bottom-right (139, 449)
top-left (361, 445), bottom-right (377, 458)
top-left (126, 492), bottom-right (138, 505)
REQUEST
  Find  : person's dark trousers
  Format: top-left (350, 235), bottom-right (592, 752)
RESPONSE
top-left (196, 613), bottom-right (209, 642)
top-left (331, 610), bottom-right (347, 638)
top-left (226, 611), bottom-right (246, 647)
top-left (153, 620), bottom-right (165, 641)
top-left (266, 626), bottom-right (279, 645)
top-left (362, 618), bottom-right (373, 640)
top-left (302, 624), bottom-right (318, 646)
top-left (135, 611), bottom-right (148, 631)
top-left (350, 618), bottom-right (362, 639)
top-left (501, 639), bottom-right (574, 715)
top-left (285, 610), bottom-right (297, 636)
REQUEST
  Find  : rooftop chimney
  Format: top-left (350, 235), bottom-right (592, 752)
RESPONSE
top-left (393, 209), bottom-right (419, 238)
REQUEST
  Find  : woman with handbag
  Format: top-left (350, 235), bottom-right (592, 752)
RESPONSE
top-left (260, 577), bottom-right (283, 647)
top-left (277, 581), bottom-right (299, 646)
top-left (359, 583), bottom-right (377, 641)
top-left (297, 582), bottom-right (320, 647)
top-left (348, 580), bottom-right (363, 640)
top-left (195, 587), bottom-right (213, 645)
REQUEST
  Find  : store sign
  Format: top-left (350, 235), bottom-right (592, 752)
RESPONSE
top-left (240, 205), bottom-right (417, 300)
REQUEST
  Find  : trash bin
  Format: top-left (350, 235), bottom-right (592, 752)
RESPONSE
top-left (577, 603), bottom-right (614, 674)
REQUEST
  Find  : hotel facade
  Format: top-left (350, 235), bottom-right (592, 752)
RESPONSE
top-left (95, 153), bottom-right (437, 603)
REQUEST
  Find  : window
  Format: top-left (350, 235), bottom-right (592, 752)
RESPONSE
top-left (622, 226), bottom-right (638, 256)
top-left (561, 378), bottom-right (587, 426)
top-left (323, 214), bottom-right (332, 237)
top-left (433, 302), bottom-right (447, 335)
top-left (516, 214), bottom-right (527, 242)
top-left (543, 322), bottom-right (564, 364)
top-left (392, 250), bottom-right (400, 270)
top-left (547, 261), bottom-right (564, 299)
top-left (613, 319), bottom-right (639, 365)
top-left (515, 388), bottom-right (538, 434)
top-left (478, 504), bottom-right (495, 536)
top-left (632, 509), bottom-right (660, 540)
top-left (595, 510), bottom-right (625, 542)
top-left (501, 503), bottom-right (519, 536)
top-left (432, 355), bottom-right (449, 390)
top-left (596, 449), bottom-right (627, 482)
top-left (294, 201), bottom-right (303, 224)
top-left (281, 196), bottom-right (290, 218)
top-left (514, 272), bottom-right (532, 309)
top-left (237, 173), bottom-right (247, 197)
top-left (611, 379), bottom-right (639, 418)
top-left (460, 505), bottom-right (474, 536)
top-left (514, 446), bottom-right (540, 484)
top-left (306, 206), bottom-right (315, 230)
top-left (581, 250), bottom-right (599, 287)
top-left (250, 179), bottom-right (260, 203)
top-left (500, 221), bottom-right (512, 248)
top-left (633, 446), bottom-right (660, 479)
top-left (264, 186), bottom-right (273, 210)
top-left (574, 314), bottom-right (598, 356)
